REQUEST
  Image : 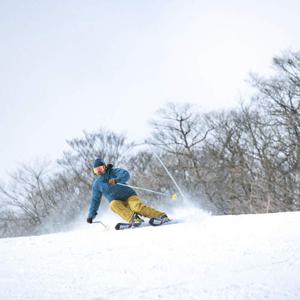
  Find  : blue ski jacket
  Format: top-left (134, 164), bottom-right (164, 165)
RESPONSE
top-left (88, 167), bottom-right (136, 219)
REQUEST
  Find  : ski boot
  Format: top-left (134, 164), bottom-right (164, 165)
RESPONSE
top-left (132, 213), bottom-right (145, 226)
top-left (149, 214), bottom-right (171, 226)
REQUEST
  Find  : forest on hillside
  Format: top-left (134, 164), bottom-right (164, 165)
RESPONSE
top-left (1, 50), bottom-right (299, 238)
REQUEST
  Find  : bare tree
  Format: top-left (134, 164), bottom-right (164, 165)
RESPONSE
top-left (146, 103), bottom-right (217, 211)
top-left (0, 160), bottom-right (53, 237)
top-left (147, 103), bottom-right (213, 184)
top-left (250, 50), bottom-right (300, 210)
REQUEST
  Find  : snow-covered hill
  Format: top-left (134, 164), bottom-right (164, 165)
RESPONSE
top-left (1, 209), bottom-right (299, 300)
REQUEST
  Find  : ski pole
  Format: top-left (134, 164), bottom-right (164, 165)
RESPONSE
top-left (153, 152), bottom-right (186, 200)
top-left (117, 183), bottom-right (177, 200)
top-left (93, 220), bottom-right (109, 229)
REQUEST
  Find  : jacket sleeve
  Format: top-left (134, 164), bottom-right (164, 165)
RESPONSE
top-left (88, 180), bottom-right (111, 219)
top-left (114, 168), bottom-right (130, 184)
top-left (88, 182), bottom-right (102, 219)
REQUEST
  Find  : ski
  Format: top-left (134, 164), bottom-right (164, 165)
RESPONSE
top-left (115, 222), bottom-right (143, 230)
top-left (115, 218), bottom-right (175, 230)
top-left (149, 217), bottom-right (172, 226)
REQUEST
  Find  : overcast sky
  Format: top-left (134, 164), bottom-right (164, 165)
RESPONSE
top-left (1, 0), bottom-right (300, 181)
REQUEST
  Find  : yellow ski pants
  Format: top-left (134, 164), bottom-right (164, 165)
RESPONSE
top-left (110, 195), bottom-right (165, 222)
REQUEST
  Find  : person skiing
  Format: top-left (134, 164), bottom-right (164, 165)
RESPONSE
top-left (86, 158), bottom-right (170, 224)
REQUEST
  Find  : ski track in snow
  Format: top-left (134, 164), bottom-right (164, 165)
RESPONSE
top-left (0, 210), bottom-right (300, 300)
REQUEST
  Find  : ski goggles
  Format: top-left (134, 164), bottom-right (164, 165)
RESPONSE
top-left (93, 165), bottom-right (106, 175)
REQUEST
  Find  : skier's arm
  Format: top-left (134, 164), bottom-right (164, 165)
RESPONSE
top-left (88, 183), bottom-right (102, 220)
top-left (87, 179), bottom-right (111, 221)
top-left (113, 168), bottom-right (130, 184)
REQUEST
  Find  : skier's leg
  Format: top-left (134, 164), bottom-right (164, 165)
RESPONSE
top-left (110, 200), bottom-right (134, 222)
top-left (127, 195), bottom-right (166, 218)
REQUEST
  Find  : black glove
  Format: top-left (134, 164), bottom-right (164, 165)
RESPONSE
top-left (87, 217), bottom-right (93, 224)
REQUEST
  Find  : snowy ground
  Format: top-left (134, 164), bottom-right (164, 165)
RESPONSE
top-left (1, 208), bottom-right (300, 300)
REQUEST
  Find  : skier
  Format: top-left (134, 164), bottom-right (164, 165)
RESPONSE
top-left (86, 158), bottom-right (170, 224)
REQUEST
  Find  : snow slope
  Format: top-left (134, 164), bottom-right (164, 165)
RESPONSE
top-left (1, 210), bottom-right (300, 300)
